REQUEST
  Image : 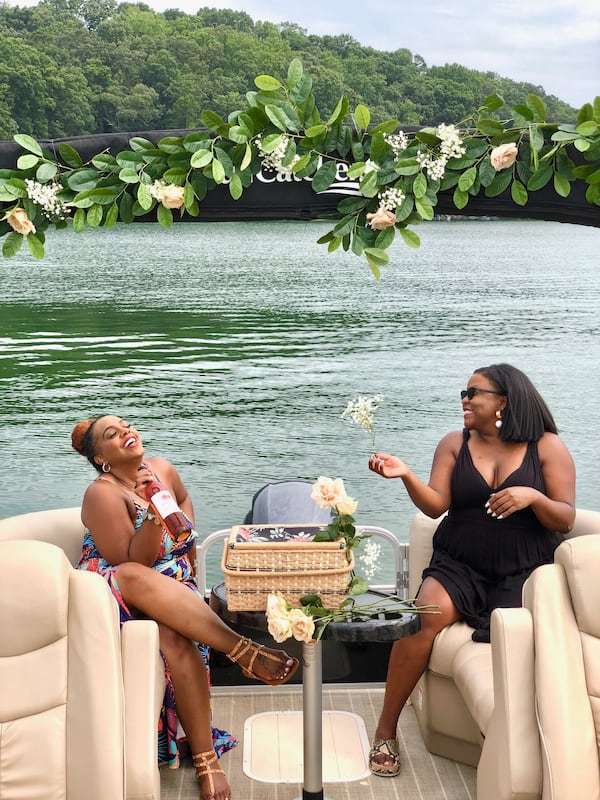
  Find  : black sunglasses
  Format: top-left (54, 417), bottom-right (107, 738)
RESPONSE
top-left (460, 387), bottom-right (504, 400)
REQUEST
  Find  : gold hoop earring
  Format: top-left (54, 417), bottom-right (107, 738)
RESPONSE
top-left (102, 462), bottom-right (111, 473)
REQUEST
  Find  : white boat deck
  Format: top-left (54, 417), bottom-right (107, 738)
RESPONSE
top-left (160, 684), bottom-right (476, 800)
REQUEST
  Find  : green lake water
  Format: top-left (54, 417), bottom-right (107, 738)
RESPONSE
top-left (1, 218), bottom-right (598, 583)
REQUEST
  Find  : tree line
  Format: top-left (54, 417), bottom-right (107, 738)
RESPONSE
top-left (0, 0), bottom-right (577, 140)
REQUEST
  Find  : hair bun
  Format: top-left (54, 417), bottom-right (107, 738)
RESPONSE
top-left (71, 419), bottom-right (95, 455)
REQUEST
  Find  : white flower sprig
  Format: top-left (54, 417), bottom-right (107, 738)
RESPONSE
top-left (358, 539), bottom-right (383, 581)
top-left (24, 179), bottom-right (69, 221)
top-left (416, 123), bottom-right (467, 180)
top-left (342, 393), bottom-right (384, 447)
top-left (255, 134), bottom-right (301, 175)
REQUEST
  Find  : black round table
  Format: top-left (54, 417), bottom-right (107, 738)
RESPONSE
top-left (211, 583), bottom-right (420, 800)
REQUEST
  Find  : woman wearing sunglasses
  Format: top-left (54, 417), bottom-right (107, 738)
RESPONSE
top-left (367, 363), bottom-right (575, 777)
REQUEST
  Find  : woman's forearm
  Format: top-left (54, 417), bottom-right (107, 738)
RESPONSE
top-left (529, 492), bottom-right (576, 534)
top-left (127, 515), bottom-right (163, 565)
top-left (400, 470), bottom-right (450, 519)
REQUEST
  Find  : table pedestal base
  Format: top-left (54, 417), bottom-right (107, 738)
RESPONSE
top-left (291, 640), bottom-right (334, 800)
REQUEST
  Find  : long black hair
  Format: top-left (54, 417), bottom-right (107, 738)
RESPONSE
top-left (474, 363), bottom-right (557, 442)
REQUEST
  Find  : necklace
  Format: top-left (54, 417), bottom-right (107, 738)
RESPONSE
top-left (108, 473), bottom-right (137, 492)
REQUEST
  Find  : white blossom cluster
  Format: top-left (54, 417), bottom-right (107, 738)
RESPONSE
top-left (358, 540), bottom-right (383, 580)
top-left (379, 186), bottom-right (405, 211)
top-left (148, 180), bottom-right (168, 201)
top-left (416, 123), bottom-right (466, 181)
top-left (342, 393), bottom-right (384, 436)
top-left (383, 131), bottom-right (409, 156)
top-left (437, 123), bottom-right (467, 160)
top-left (255, 135), bottom-right (301, 174)
top-left (364, 158), bottom-right (380, 174)
top-left (24, 179), bottom-right (69, 221)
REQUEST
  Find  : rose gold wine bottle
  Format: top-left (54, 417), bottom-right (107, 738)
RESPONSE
top-left (144, 478), bottom-right (192, 538)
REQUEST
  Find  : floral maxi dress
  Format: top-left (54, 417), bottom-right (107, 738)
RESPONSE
top-left (76, 502), bottom-right (237, 767)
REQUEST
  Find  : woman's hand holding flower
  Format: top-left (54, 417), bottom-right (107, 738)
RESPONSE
top-left (369, 452), bottom-right (410, 479)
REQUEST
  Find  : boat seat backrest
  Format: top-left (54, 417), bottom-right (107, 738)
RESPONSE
top-left (0, 506), bottom-right (84, 565)
top-left (246, 480), bottom-right (332, 525)
top-left (0, 539), bottom-right (132, 799)
top-left (523, 534), bottom-right (600, 800)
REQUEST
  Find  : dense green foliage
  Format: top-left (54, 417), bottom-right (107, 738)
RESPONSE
top-left (2, 58), bottom-right (598, 270)
top-left (0, 0), bottom-right (577, 138)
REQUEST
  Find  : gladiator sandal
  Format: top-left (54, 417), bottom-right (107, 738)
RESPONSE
top-left (192, 749), bottom-right (225, 798)
top-left (226, 636), bottom-right (299, 686)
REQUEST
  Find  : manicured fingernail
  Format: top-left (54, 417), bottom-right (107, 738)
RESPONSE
top-left (486, 508), bottom-right (492, 515)
top-left (497, 514), bottom-right (503, 520)
top-left (485, 501), bottom-right (490, 508)
top-left (491, 512), bottom-right (497, 518)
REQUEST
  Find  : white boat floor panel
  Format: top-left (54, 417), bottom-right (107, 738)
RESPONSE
top-left (243, 710), bottom-right (370, 782)
top-left (160, 685), bottom-right (476, 800)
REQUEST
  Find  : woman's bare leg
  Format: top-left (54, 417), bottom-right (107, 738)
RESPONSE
top-left (114, 562), bottom-right (295, 682)
top-left (371, 577), bottom-right (461, 768)
top-left (159, 625), bottom-right (230, 800)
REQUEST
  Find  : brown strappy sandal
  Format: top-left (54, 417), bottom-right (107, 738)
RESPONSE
top-left (226, 636), bottom-right (299, 685)
top-left (192, 749), bottom-right (226, 799)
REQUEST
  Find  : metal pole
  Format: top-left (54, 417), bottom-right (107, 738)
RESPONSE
top-left (301, 639), bottom-right (324, 800)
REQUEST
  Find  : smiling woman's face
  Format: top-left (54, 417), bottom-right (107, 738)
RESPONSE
top-left (461, 373), bottom-right (506, 430)
top-left (91, 416), bottom-right (144, 467)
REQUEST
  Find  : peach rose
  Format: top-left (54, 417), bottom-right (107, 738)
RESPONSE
top-left (289, 608), bottom-right (315, 643)
top-left (6, 207), bottom-right (36, 236)
top-left (159, 184), bottom-right (185, 209)
top-left (335, 493), bottom-right (358, 516)
top-left (366, 207), bottom-right (396, 230)
top-left (490, 143), bottom-right (518, 171)
top-left (311, 476), bottom-right (346, 510)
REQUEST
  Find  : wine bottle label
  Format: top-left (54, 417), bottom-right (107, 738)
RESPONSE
top-left (150, 489), bottom-right (180, 517)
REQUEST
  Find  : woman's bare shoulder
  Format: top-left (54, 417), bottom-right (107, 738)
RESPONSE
top-left (537, 431), bottom-right (573, 459)
top-left (145, 455), bottom-right (175, 473)
top-left (436, 430), bottom-right (465, 452)
top-left (83, 477), bottom-right (114, 500)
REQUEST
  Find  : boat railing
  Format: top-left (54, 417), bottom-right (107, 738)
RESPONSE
top-left (196, 525), bottom-right (410, 600)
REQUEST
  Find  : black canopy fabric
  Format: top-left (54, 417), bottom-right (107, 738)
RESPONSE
top-left (0, 131), bottom-right (597, 228)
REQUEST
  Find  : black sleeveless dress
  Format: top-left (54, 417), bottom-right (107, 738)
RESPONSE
top-left (422, 429), bottom-right (563, 642)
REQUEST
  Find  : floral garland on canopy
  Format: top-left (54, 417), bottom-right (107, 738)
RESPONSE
top-left (1, 58), bottom-right (599, 275)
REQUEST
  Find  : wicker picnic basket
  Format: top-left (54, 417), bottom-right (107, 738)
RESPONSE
top-left (221, 523), bottom-right (354, 611)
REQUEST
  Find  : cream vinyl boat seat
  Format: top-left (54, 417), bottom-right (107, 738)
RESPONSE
top-left (0, 530), bottom-right (164, 799)
top-left (408, 507), bottom-right (600, 799)
top-left (480, 533), bottom-right (600, 800)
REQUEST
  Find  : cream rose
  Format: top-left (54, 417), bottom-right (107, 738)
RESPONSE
top-left (266, 592), bottom-right (288, 617)
top-left (266, 593), bottom-right (292, 642)
top-left (267, 610), bottom-right (292, 643)
top-left (490, 143), bottom-right (518, 171)
top-left (366, 207), bottom-right (396, 231)
top-left (159, 184), bottom-right (185, 209)
top-left (311, 476), bottom-right (346, 510)
top-left (289, 608), bottom-right (315, 643)
top-left (6, 207), bottom-right (36, 236)
top-left (335, 493), bottom-right (358, 516)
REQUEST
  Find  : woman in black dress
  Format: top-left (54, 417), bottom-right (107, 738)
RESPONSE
top-left (367, 363), bottom-right (575, 776)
